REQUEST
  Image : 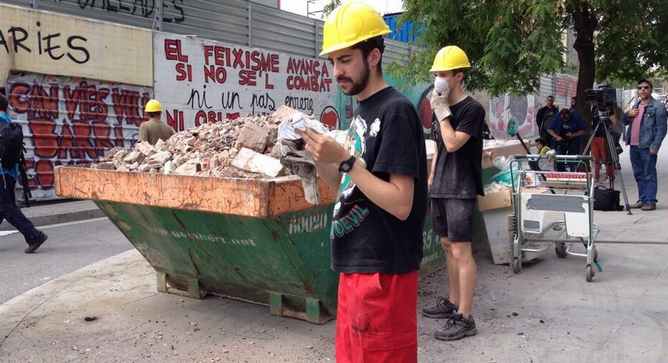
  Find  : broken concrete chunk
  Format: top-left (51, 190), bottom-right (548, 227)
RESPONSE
top-left (235, 123), bottom-right (270, 153)
top-left (174, 161), bottom-right (201, 176)
top-left (123, 151), bottom-right (142, 164)
top-left (136, 141), bottom-right (155, 156)
top-left (147, 151), bottom-right (172, 164)
top-left (231, 147), bottom-right (283, 178)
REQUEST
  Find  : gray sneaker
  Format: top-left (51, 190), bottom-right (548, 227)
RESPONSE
top-left (434, 314), bottom-right (477, 341)
top-left (422, 297), bottom-right (458, 319)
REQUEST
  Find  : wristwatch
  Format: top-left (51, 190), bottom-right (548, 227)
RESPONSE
top-left (338, 155), bottom-right (356, 173)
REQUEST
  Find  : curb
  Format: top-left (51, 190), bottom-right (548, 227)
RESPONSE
top-left (0, 204), bottom-right (106, 231)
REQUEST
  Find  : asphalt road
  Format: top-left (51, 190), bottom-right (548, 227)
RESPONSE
top-left (0, 218), bottom-right (132, 303)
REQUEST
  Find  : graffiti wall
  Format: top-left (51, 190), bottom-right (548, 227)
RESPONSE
top-left (0, 3), bottom-right (153, 86)
top-left (154, 33), bottom-right (339, 132)
top-left (6, 72), bottom-right (152, 199)
top-left (488, 74), bottom-right (578, 140)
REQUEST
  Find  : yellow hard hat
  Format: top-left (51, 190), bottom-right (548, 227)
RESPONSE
top-left (144, 99), bottom-right (162, 113)
top-left (430, 46), bottom-right (471, 72)
top-left (320, 2), bottom-right (391, 56)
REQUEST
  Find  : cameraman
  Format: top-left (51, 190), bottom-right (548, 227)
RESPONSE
top-left (548, 108), bottom-right (586, 171)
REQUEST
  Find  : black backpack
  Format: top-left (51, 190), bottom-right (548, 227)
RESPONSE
top-left (0, 122), bottom-right (24, 169)
top-left (594, 187), bottom-right (623, 211)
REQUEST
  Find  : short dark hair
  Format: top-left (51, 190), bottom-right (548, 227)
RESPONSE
top-left (559, 108), bottom-right (570, 117)
top-left (547, 95), bottom-right (555, 100)
top-left (536, 138), bottom-right (546, 145)
top-left (0, 94), bottom-right (7, 112)
top-left (638, 79), bottom-right (653, 89)
top-left (352, 36), bottom-right (385, 75)
top-left (451, 68), bottom-right (467, 82)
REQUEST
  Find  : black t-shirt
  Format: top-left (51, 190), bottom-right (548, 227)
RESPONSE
top-left (430, 96), bottom-right (485, 199)
top-left (331, 87), bottom-right (428, 274)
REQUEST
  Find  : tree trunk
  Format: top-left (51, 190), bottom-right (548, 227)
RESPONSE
top-left (572, 5), bottom-right (597, 127)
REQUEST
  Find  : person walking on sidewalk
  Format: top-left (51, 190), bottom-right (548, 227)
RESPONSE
top-left (624, 79), bottom-right (667, 211)
top-left (422, 46), bottom-right (484, 341)
top-left (139, 99), bottom-right (175, 145)
top-left (536, 96), bottom-right (559, 146)
top-left (299, 3), bottom-right (427, 362)
top-left (0, 94), bottom-right (48, 253)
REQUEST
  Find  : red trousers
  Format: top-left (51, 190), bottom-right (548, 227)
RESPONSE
top-left (591, 136), bottom-right (614, 180)
top-left (335, 271), bottom-right (418, 363)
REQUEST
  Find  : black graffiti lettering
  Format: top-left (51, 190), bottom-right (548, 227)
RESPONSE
top-left (0, 31), bottom-right (8, 53)
top-left (162, 0), bottom-right (185, 23)
top-left (67, 36), bottom-right (90, 64)
top-left (172, 0), bottom-right (185, 23)
top-left (186, 87), bottom-right (212, 110)
top-left (284, 96), bottom-right (314, 114)
top-left (221, 92), bottom-right (242, 110)
top-left (77, 0), bottom-right (93, 10)
top-left (43, 33), bottom-right (64, 60)
top-left (8, 27), bottom-right (30, 53)
top-left (250, 93), bottom-right (276, 115)
top-left (118, 0), bottom-right (131, 11)
top-left (105, 0), bottom-right (118, 12)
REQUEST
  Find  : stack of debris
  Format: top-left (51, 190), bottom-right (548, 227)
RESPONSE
top-left (93, 114), bottom-right (285, 178)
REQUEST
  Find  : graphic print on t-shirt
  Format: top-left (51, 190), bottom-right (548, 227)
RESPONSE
top-left (331, 115), bottom-right (376, 239)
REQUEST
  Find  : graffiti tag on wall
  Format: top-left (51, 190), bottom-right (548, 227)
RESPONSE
top-left (7, 72), bottom-right (152, 199)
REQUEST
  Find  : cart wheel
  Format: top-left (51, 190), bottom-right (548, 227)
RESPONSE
top-left (585, 264), bottom-right (594, 282)
top-left (555, 242), bottom-right (568, 258)
top-left (512, 257), bottom-right (522, 274)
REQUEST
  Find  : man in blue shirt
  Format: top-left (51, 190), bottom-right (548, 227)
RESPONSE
top-left (548, 108), bottom-right (587, 171)
top-left (0, 94), bottom-right (48, 253)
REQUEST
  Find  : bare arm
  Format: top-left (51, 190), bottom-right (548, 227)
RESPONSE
top-left (439, 118), bottom-right (471, 152)
top-left (300, 128), bottom-right (414, 221)
top-left (139, 124), bottom-right (148, 142)
top-left (428, 147), bottom-right (438, 188)
top-left (347, 162), bottom-right (414, 221)
top-left (315, 161), bottom-right (341, 188)
top-left (548, 128), bottom-right (562, 141)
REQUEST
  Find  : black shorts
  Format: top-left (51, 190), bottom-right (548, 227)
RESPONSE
top-left (430, 198), bottom-right (476, 242)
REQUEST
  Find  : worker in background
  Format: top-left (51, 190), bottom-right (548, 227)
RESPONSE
top-left (548, 108), bottom-right (587, 171)
top-left (422, 46), bottom-right (485, 341)
top-left (298, 3), bottom-right (427, 362)
top-left (536, 95), bottom-right (559, 146)
top-left (139, 99), bottom-right (175, 145)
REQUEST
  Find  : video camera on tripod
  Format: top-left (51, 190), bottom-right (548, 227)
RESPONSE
top-left (585, 85), bottom-right (617, 120)
top-left (582, 85), bottom-right (632, 213)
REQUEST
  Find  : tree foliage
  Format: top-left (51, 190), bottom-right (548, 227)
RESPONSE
top-left (398, 0), bottom-right (668, 97)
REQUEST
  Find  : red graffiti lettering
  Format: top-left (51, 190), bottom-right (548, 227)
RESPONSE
top-left (164, 39), bottom-right (188, 62)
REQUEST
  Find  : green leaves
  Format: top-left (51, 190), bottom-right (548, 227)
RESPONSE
top-left (397, 0), bottom-right (667, 94)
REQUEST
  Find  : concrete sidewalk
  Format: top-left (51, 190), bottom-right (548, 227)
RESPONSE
top-left (0, 147), bottom-right (667, 362)
top-left (0, 200), bottom-right (104, 231)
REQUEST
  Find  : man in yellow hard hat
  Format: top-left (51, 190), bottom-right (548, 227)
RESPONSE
top-left (139, 99), bottom-right (175, 145)
top-left (422, 45), bottom-right (485, 341)
top-left (297, 2), bottom-right (427, 362)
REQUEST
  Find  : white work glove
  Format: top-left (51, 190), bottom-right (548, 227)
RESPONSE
top-left (430, 90), bottom-right (452, 121)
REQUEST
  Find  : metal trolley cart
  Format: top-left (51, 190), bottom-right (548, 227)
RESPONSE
top-left (509, 154), bottom-right (600, 282)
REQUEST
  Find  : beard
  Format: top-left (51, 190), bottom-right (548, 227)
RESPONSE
top-left (337, 59), bottom-right (370, 96)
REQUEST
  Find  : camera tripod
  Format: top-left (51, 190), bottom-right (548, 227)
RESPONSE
top-left (582, 110), bottom-right (632, 214)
